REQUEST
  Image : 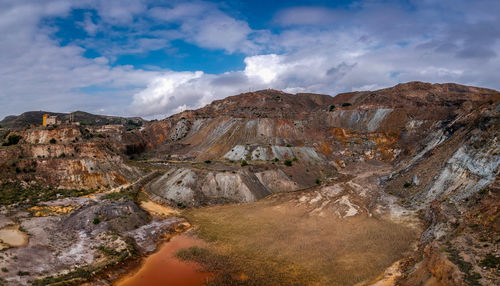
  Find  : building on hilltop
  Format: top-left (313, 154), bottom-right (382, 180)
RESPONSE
top-left (42, 114), bottom-right (59, 127)
top-left (68, 112), bottom-right (80, 126)
top-left (42, 113), bottom-right (80, 127)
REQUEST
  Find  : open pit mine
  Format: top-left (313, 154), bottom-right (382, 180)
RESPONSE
top-left (0, 81), bottom-right (498, 286)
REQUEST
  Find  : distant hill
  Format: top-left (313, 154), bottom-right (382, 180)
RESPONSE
top-left (0, 110), bottom-right (147, 129)
top-left (194, 89), bottom-right (335, 119)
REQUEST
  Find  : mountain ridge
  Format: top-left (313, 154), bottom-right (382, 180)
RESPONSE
top-left (2, 81), bottom-right (498, 126)
top-left (0, 110), bottom-right (147, 129)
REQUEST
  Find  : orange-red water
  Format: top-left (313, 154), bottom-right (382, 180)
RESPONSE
top-left (116, 234), bottom-right (212, 286)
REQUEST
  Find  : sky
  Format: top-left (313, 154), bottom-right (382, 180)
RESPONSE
top-left (1, 0), bottom-right (499, 119)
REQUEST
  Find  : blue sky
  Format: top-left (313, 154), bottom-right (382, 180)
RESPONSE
top-left (0, 0), bottom-right (499, 119)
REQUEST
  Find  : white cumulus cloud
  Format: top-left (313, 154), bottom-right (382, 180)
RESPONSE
top-left (1, 0), bottom-right (500, 120)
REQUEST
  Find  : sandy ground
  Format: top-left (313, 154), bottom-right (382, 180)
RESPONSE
top-left (140, 199), bottom-right (180, 217)
top-left (0, 225), bottom-right (28, 250)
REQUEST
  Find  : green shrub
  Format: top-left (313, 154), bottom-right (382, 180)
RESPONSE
top-left (93, 217), bottom-right (100, 224)
top-left (104, 185), bottom-right (140, 202)
top-left (342, 102), bottom-right (352, 107)
top-left (2, 134), bottom-right (22, 146)
top-left (0, 182), bottom-right (96, 206)
top-left (32, 267), bottom-right (93, 285)
top-left (480, 254), bottom-right (500, 270)
top-left (241, 160), bottom-right (248, 167)
top-left (329, 105), bottom-right (336, 111)
top-left (274, 158), bottom-right (279, 162)
top-left (316, 179), bottom-right (321, 185)
top-left (97, 245), bottom-right (120, 257)
top-left (49, 138), bottom-right (56, 144)
top-left (284, 159), bottom-right (293, 166)
top-left (292, 156), bottom-right (298, 161)
top-left (286, 144), bottom-right (292, 147)
top-left (445, 242), bottom-right (482, 284)
top-left (403, 182), bottom-right (412, 188)
top-left (204, 160), bottom-right (212, 164)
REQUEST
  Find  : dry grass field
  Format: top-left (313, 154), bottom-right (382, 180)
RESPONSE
top-left (181, 192), bottom-right (419, 286)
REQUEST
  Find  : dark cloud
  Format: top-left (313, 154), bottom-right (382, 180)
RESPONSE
top-left (326, 62), bottom-right (357, 79)
top-left (273, 7), bottom-right (345, 27)
top-left (457, 47), bottom-right (496, 59)
top-left (211, 72), bottom-right (248, 86)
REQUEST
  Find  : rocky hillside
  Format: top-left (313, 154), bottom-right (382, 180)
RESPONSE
top-left (135, 82), bottom-right (499, 285)
top-left (0, 81), bottom-right (498, 285)
top-left (0, 121), bottom-right (147, 202)
top-left (137, 82), bottom-right (497, 198)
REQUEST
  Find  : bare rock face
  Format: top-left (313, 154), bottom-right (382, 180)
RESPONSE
top-left (255, 169), bottom-right (298, 193)
top-left (61, 199), bottom-right (150, 234)
top-left (22, 126), bottom-right (81, 144)
top-left (145, 167), bottom-right (298, 207)
top-left (169, 118), bottom-right (190, 141)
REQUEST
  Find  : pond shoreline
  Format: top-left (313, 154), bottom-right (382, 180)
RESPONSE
top-left (0, 225), bottom-right (29, 250)
top-left (79, 219), bottom-right (193, 285)
top-left (112, 230), bottom-right (212, 286)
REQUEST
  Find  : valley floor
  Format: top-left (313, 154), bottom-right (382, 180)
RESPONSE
top-left (181, 196), bottom-right (419, 285)
top-left (111, 163), bottom-right (423, 286)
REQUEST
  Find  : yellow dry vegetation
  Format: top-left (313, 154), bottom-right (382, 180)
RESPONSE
top-left (183, 195), bottom-right (419, 286)
top-left (140, 200), bottom-right (180, 217)
top-left (28, 205), bottom-right (74, 216)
